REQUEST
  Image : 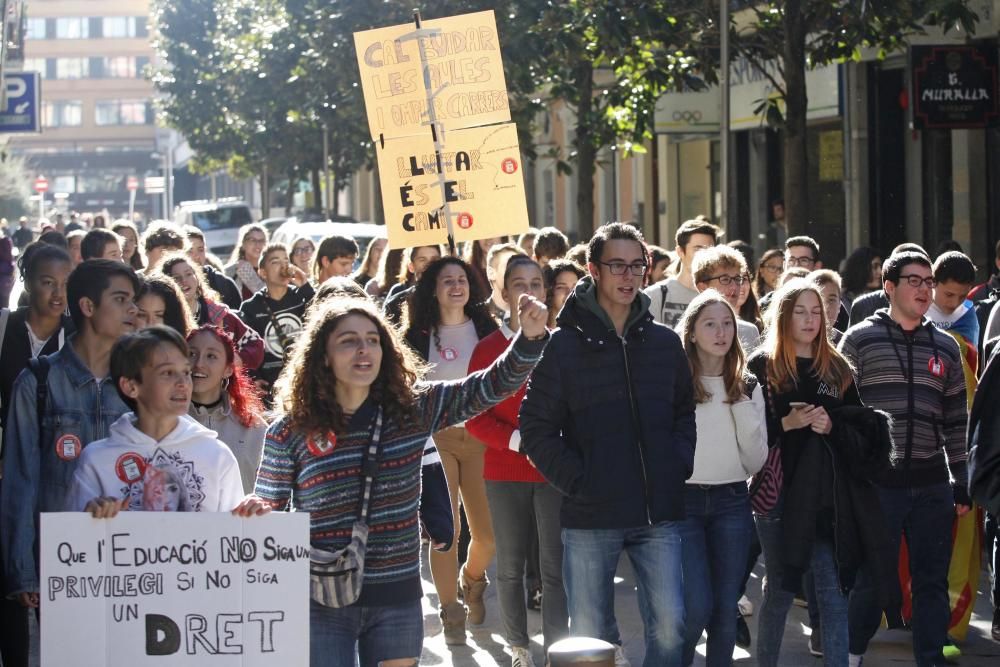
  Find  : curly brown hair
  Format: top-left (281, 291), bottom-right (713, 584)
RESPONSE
top-left (403, 256), bottom-right (496, 356)
top-left (273, 297), bottom-right (425, 435)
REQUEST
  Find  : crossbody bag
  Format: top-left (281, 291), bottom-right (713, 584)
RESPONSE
top-left (748, 373), bottom-right (784, 514)
top-left (309, 407), bottom-right (383, 608)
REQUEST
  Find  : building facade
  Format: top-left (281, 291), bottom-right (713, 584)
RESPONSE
top-left (9, 0), bottom-right (161, 218)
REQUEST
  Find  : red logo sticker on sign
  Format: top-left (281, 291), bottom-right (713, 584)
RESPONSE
top-left (501, 158), bottom-right (519, 174)
top-left (307, 431), bottom-right (337, 457)
top-left (457, 213), bottom-right (474, 229)
top-left (115, 452), bottom-right (146, 483)
top-left (55, 434), bottom-right (82, 461)
top-left (928, 357), bottom-right (945, 377)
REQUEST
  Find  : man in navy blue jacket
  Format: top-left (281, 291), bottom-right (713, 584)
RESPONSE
top-left (520, 222), bottom-right (697, 667)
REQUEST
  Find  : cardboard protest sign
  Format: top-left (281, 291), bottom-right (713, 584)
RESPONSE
top-left (354, 10), bottom-right (510, 140)
top-left (376, 121), bottom-right (529, 248)
top-left (41, 512), bottom-right (309, 667)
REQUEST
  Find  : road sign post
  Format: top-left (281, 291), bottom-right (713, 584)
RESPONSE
top-left (34, 175), bottom-right (48, 220)
top-left (127, 176), bottom-right (138, 221)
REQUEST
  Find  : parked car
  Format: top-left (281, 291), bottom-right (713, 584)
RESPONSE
top-left (260, 217), bottom-right (288, 236)
top-left (174, 198), bottom-right (253, 258)
top-left (270, 220), bottom-right (385, 270)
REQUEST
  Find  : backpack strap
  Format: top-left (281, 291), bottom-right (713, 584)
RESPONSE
top-left (658, 283), bottom-right (670, 322)
top-left (28, 356), bottom-right (51, 444)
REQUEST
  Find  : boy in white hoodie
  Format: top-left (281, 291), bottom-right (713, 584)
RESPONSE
top-left (66, 326), bottom-right (267, 516)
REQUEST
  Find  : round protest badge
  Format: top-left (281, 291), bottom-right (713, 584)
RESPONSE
top-left (55, 434), bottom-right (82, 461)
top-left (307, 431), bottom-right (337, 457)
top-left (440, 347), bottom-right (458, 362)
top-left (457, 213), bottom-right (473, 229)
top-left (928, 356), bottom-right (945, 378)
top-left (115, 452), bottom-right (146, 483)
top-left (501, 157), bottom-right (519, 174)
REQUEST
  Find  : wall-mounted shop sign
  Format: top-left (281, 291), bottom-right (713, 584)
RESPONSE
top-left (911, 45), bottom-right (999, 130)
top-left (654, 58), bottom-right (841, 134)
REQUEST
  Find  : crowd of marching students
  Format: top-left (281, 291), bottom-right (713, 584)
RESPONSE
top-left (1, 215), bottom-right (1000, 667)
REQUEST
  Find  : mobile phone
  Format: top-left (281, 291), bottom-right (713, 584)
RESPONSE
top-left (789, 401), bottom-right (809, 409)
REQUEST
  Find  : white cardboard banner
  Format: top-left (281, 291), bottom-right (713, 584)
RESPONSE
top-left (40, 512), bottom-right (310, 667)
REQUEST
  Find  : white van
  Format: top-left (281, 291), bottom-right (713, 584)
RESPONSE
top-left (174, 198), bottom-right (253, 258)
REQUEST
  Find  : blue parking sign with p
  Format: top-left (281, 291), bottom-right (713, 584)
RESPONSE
top-left (0, 72), bottom-right (41, 133)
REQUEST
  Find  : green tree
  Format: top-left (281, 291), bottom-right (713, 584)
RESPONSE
top-left (0, 152), bottom-right (31, 220)
top-left (515, 0), bottom-right (710, 234)
top-left (731, 0), bottom-right (978, 235)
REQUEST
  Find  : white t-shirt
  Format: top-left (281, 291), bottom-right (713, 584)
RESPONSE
top-left (738, 320), bottom-right (761, 355)
top-left (688, 376), bottom-right (768, 485)
top-left (643, 277), bottom-right (699, 330)
top-left (66, 414), bottom-right (245, 512)
top-left (425, 320), bottom-right (481, 382)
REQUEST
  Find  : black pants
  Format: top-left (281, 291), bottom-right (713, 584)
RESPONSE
top-left (0, 597), bottom-right (29, 667)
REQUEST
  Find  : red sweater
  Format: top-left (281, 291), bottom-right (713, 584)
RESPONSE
top-left (467, 328), bottom-right (546, 483)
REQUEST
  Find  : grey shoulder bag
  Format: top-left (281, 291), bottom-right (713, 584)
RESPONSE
top-left (309, 407), bottom-right (383, 607)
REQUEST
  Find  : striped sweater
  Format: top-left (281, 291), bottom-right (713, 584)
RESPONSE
top-left (255, 332), bottom-right (547, 606)
top-left (839, 310), bottom-right (968, 492)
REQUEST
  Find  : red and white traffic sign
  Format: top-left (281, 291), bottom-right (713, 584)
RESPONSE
top-left (33, 175), bottom-right (48, 193)
top-left (126, 176), bottom-right (139, 191)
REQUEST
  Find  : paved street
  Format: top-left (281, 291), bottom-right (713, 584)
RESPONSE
top-left (23, 547), bottom-right (1000, 665)
top-left (419, 556), bottom-right (1000, 666)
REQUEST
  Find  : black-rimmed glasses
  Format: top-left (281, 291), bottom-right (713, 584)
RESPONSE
top-left (598, 261), bottom-right (648, 276)
top-left (705, 274), bottom-right (747, 286)
top-left (898, 274), bottom-right (935, 289)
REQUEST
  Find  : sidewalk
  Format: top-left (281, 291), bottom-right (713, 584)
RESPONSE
top-left (420, 556), bottom-right (1000, 666)
top-left (24, 552), bottom-right (1000, 665)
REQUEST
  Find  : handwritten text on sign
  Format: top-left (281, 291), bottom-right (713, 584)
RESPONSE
top-left (41, 512), bottom-right (309, 667)
top-left (376, 122), bottom-right (529, 249)
top-left (354, 10), bottom-right (510, 140)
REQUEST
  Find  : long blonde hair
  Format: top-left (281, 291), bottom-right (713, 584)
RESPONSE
top-left (762, 279), bottom-right (854, 393)
top-left (679, 290), bottom-right (747, 404)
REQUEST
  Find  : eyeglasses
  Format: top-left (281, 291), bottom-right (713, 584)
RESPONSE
top-left (292, 246), bottom-right (314, 256)
top-left (898, 274), bottom-right (935, 289)
top-left (785, 256), bottom-right (816, 268)
top-left (705, 274), bottom-right (747, 286)
top-left (245, 236), bottom-right (266, 245)
top-left (598, 261), bottom-right (648, 276)
top-left (761, 263), bottom-right (783, 274)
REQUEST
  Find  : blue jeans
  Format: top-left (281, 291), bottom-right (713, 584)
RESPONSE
top-left (563, 523), bottom-right (685, 667)
top-left (848, 482), bottom-right (954, 666)
top-left (678, 483), bottom-right (754, 666)
top-left (755, 511), bottom-right (849, 667)
top-left (309, 599), bottom-right (423, 667)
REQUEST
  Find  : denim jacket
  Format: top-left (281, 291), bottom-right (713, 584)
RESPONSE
top-left (0, 339), bottom-right (128, 595)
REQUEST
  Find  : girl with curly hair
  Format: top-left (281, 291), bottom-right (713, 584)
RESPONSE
top-left (256, 295), bottom-right (549, 667)
top-left (402, 256), bottom-right (499, 642)
top-left (187, 325), bottom-right (267, 493)
top-left (157, 252), bottom-right (264, 371)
